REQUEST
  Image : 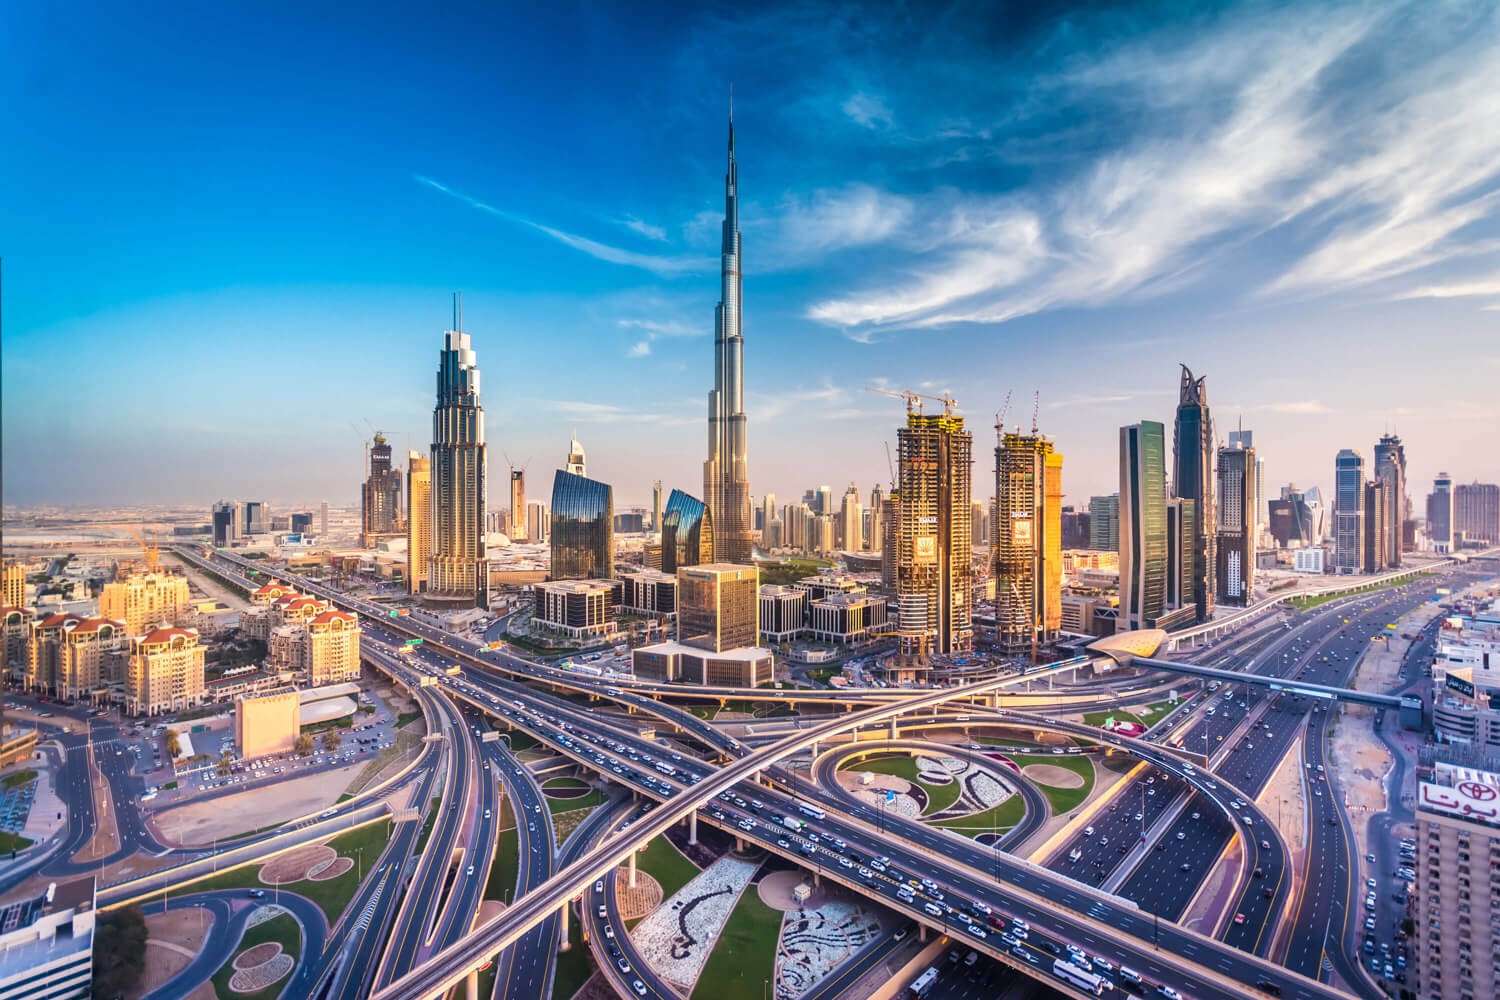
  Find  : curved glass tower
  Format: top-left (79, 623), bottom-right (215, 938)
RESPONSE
top-left (662, 489), bottom-right (713, 574)
top-left (549, 469), bottom-right (614, 580)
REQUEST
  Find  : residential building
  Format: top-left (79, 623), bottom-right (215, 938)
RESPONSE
top-left (760, 493), bottom-right (777, 549)
top-left (1215, 442), bottom-right (1256, 606)
top-left (0, 878), bottom-right (95, 1000)
top-left (2, 607), bottom-right (33, 675)
top-left (319, 501), bottom-right (328, 537)
top-left (234, 687), bottom-right (300, 759)
top-left (305, 609), bottom-right (361, 685)
top-left (526, 501), bottom-right (549, 544)
top-left (868, 485), bottom-right (884, 552)
top-left (758, 585), bottom-right (806, 643)
top-left (533, 580), bottom-right (617, 639)
top-left (125, 626), bottom-right (206, 716)
top-left (702, 111), bottom-right (755, 564)
top-left (1414, 761), bottom-right (1500, 1000)
top-left (427, 310), bottom-right (489, 608)
top-left (407, 452), bottom-right (431, 594)
top-left (25, 615), bottom-right (128, 702)
top-left (840, 484), bottom-right (863, 551)
top-left (661, 489), bottom-right (713, 574)
top-left (98, 569), bottom-right (191, 637)
top-left (880, 490), bottom-right (899, 590)
top-left (894, 409), bottom-right (973, 656)
top-left (1428, 472), bottom-right (1455, 553)
top-left (360, 431), bottom-right (402, 546)
top-left (651, 480), bottom-right (663, 534)
top-left (1119, 420), bottom-right (1167, 631)
top-left (1088, 494), bottom-right (1119, 551)
top-left (1364, 479), bottom-right (1390, 573)
top-left (1373, 433), bottom-right (1406, 567)
top-left (1, 562), bottom-right (24, 609)
top-left (509, 467), bottom-right (527, 542)
top-left (1334, 449), bottom-right (1366, 573)
top-left (1173, 365), bottom-right (1215, 621)
top-left (971, 501), bottom-right (988, 548)
top-left (993, 430), bottom-right (1064, 651)
top-left (549, 469), bottom-right (615, 580)
top-left (677, 563), bottom-right (759, 653)
top-left (1455, 482), bottom-right (1499, 545)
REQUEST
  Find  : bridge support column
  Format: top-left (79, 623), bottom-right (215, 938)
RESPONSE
top-left (812, 870), bottom-right (820, 887)
top-left (689, 811), bottom-right (698, 846)
top-left (467, 968), bottom-right (479, 1000)
top-left (736, 837), bottom-right (745, 852)
top-left (919, 924), bottom-right (927, 943)
top-left (629, 850), bottom-right (638, 888)
top-left (559, 903), bottom-right (571, 951)
top-left (889, 718), bottom-right (897, 739)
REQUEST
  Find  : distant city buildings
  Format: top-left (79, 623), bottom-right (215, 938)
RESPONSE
top-left (426, 311), bottom-right (489, 608)
top-left (1454, 481), bottom-right (1499, 545)
top-left (1173, 365), bottom-right (1215, 622)
top-left (98, 569), bottom-right (191, 637)
top-left (1427, 472), bottom-right (1455, 553)
top-left (1088, 494), bottom-right (1119, 551)
top-left (406, 451), bottom-right (431, 594)
top-left (992, 429), bottom-right (1064, 651)
top-left (1215, 440), bottom-right (1256, 606)
top-left (1334, 449), bottom-right (1366, 573)
top-left (1373, 432), bottom-right (1406, 567)
top-left (360, 431), bottom-right (403, 547)
top-left (893, 407), bottom-right (973, 657)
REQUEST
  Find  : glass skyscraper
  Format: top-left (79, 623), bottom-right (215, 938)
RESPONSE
top-left (1333, 449), bottom-right (1365, 573)
top-left (1373, 433), bottom-right (1406, 567)
top-left (1120, 420), bottom-right (1166, 631)
top-left (1173, 365), bottom-right (1215, 622)
top-left (427, 315), bottom-right (489, 608)
top-left (662, 489), bottom-right (713, 575)
top-left (549, 469), bottom-right (614, 581)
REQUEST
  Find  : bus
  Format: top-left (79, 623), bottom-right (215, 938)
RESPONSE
top-left (907, 967), bottom-right (939, 998)
top-left (1053, 958), bottom-right (1106, 995)
top-left (797, 803), bottom-right (826, 820)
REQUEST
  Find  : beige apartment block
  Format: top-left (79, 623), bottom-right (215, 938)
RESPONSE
top-left (306, 610), bottom-right (361, 685)
top-left (99, 570), bottom-right (191, 637)
top-left (235, 687), bottom-right (300, 759)
top-left (126, 626), bottom-right (207, 716)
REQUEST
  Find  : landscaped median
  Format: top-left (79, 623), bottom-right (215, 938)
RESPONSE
top-left (1009, 753), bottom-right (1095, 814)
top-left (211, 908), bottom-right (301, 1000)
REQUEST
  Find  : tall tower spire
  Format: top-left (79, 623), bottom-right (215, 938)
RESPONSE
top-left (704, 104), bottom-right (753, 563)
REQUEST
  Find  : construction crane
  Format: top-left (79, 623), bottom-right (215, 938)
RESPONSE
top-left (1031, 390), bottom-right (1040, 435)
top-left (863, 386), bottom-right (960, 416)
top-left (883, 441), bottom-right (896, 490)
top-left (127, 522), bottom-right (161, 573)
top-left (994, 389), bottom-right (1014, 440)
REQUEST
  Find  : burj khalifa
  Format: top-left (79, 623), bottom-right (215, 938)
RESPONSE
top-left (703, 109), bottom-right (754, 564)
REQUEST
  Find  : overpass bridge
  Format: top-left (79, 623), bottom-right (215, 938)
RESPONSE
top-left (1127, 655), bottom-right (1408, 711)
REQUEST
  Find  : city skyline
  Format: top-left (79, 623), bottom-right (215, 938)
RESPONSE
top-left (5, 2), bottom-right (1500, 511)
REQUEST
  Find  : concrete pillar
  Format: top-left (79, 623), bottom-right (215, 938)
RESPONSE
top-left (629, 850), bottom-right (638, 889)
top-left (559, 903), bottom-right (571, 951)
top-left (736, 837), bottom-right (745, 852)
top-left (689, 811), bottom-right (698, 846)
top-left (889, 718), bottom-right (898, 739)
top-left (467, 968), bottom-right (479, 1000)
top-left (812, 870), bottom-right (821, 887)
top-left (919, 924), bottom-right (928, 942)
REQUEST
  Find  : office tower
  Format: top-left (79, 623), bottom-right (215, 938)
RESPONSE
top-left (677, 563), bottom-right (759, 653)
top-left (427, 311), bottom-right (489, 608)
top-left (1119, 421), bottom-right (1167, 631)
top-left (550, 470), bottom-right (614, 580)
top-left (1455, 482), bottom-right (1499, 543)
top-left (1230, 428), bottom-right (1267, 544)
top-left (868, 485), bottom-right (884, 552)
top-left (99, 570), bottom-right (191, 637)
top-left (651, 480), bottom-right (663, 533)
top-left (526, 501), bottom-right (549, 543)
top-left (1215, 443), bottom-right (1256, 605)
top-left (894, 409), bottom-right (973, 656)
top-left (1302, 485), bottom-right (1327, 541)
top-left (1166, 498), bottom-right (1197, 611)
top-left (1363, 480), bottom-right (1389, 572)
top-left (242, 501), bottom-right (269, 535)
top-left (880, 491), bottom-right (899, 589)
top-left (360, 432), bottom-right (403, 547)
top-left (406, 452), bottom-right (431, 594)
top-left (1414, 762), bottom-right (1500, 1000)
top-left (993, 430), bottom-right (1064, 652)
top-left (816, 485), bottom-right (833, 517)
top-left (564, 433), bottom-right (586, 477)
top-left (1060, 506), bottom-right (1090, 550)
top-left (702, 111), bottom-right (755, 564)
top-left (509, 467), bottom-right (527, 542)
top-left (1172, 366), bottom-right (1215, 621)
top-left (661, 489), bottom-right (713, 574)
top-left (840, 484), bottom-right (862, 551)
top-left (319, 500), bottom-right (328, 537)
top-left (211, 500), bottom-right (242, 547)
top-left (1373, 433), bottom-right (1406, 567)
top-left (126, 626), bottom-right (206, 716)
top-left (1428, 473), bottom-right (1455, 552)
top-left (971, 502), bottom-right (987, 548)
top-left (1268, 484), bottom-right (1318, 548)
top-left (760, 493), bottom-right (777, 548)
top-left (1333, 450), bottom-right (1366, 572)
top-left (2, 561), bottom-right (24, 609)
top-left (1088, 494), bottom-right (1119, 551)
top-left (290, 512), bottom-right (313, 533)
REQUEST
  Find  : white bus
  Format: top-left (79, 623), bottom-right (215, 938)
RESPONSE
top-left (797, 803), bottom-right (826, 820)
top-left (1053, 958), bottom-right (1106, 995)
top-left (906, 967), bottom-right (939, 998)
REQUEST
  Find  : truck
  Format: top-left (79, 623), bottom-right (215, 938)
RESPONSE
top-left (781, 815), bottom-right (805, 832)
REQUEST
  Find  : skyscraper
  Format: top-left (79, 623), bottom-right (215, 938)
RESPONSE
top-left (1119, 420), bottom-right (1167, 631)
top-left (894, 408), bottom-right (973, 656)
top-left (406, 452), bottom-right (430, 594)
top-left (1088, 494), bottom-right (1119, 551)
top-left (1166, 497), bottom-right (1197, 612)
top-left (549, 469), bottom-right (614, 580)
top-left (1373, 433), bottom-right (1406, 568)
top-left (1363, 480), bottom-right (1389, 573)
top-left (703, 110), bottom-right (754, 564)
top-left (661, 489), bottom-right (713, 574)
top-left (1215, 442), bottom-right (1256, 605)
top-left (1427, 472), bottom-right (1454, 552)
top-left (361, 432), bottom-right (402, 547)
top-left (509, 467), bottom-right (527, 542)
top-left (840, 484), bottom-right (862, 551)
top-left (1454, 482), bottom-right (1499, 544)
top-left (1172, 366), bottom-right (1215, 621)
top-left (992, 430), bottom-right (1063, 652)
top-left (211, 500), bottom-right (242, 547)
top-left (427, 311), bottom-right (489, 608)
top-left (868, 485), bottom-right (884, 552)
top-left (651, 480), bottom-right (663, 534)
top-left (760, 493), bottom-right (777, 549)
top-left (1334, 449), bottom-right (1366, 573)
top-left (564, 434), bottom-right (586, 477)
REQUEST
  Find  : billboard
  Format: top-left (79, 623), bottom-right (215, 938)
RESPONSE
top-left (915, 536), bottom-right (937, 563)
top-left (1011, 518), bottom-right (1032, 544)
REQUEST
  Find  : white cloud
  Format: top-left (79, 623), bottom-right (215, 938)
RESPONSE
top-left (627, 340), bottom-right (651, 358)
top-left (842, 91), bottom-right (893, 129)
top-left (1262, 401), bottom-right (1331, 414)
top-left (548, 399), bottom-right (697, 426)
top-left (1396, 275), bottom-right (1500, 300)
top-left (617, 215), bottom-right (668, 241)
top-left (772, 184), bottom-right (915, 258)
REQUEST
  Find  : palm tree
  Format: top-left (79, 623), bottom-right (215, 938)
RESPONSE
top-left (322, 729), bottom-right (341, 753)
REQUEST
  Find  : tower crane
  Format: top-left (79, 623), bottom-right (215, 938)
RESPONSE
top-left (883, 441), bottom-right (896, 491)
top-left (127, 522), bottom-right (161, 573)
top-left (863, 386), bottom-right (961, 416)
top-left (994, 389), bottom-right (1014, 440)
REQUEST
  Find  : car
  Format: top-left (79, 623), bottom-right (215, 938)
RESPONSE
top-left (1179, 862), bottom-right (1191, 871)
top-left (1366, 853), bottom-right (1376, 863)
top-left (1233, 913), bottom-right (1246, 925)
top-left (1176, 831), bottom-right (1186, 841)
top-left (598, 905), bottom-right (608, 918)
top-left (632, 982), bottom-right (647, 997)
top-left (604, 925), bottom-right (615, 939)
top-left (1366, 877), bottom-right (1377, 889)
top-left (248, 889), bottom-right (266, 899)
top-left (596, 880), bottom-right (605, 893)
top-left (616, 958), bottom-right (632, 974)
top-left (466, 865), bottom-right (474, 876)
top-left (1260, 839), bottom-right (1271, 850)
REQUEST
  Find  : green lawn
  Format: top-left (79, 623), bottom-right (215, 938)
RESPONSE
top-left (1010, 754), bottom-right (1095, 815)
top-left (541, 776), bottom-right (589, 791)
top-left (626, 835), bottom-right (699, 929)
top-left (691, 890), bottom-right (783, 1000)
top-left (1081, 709), bottom-right (1144, 729)
top-left (553, 906), bottom-right (591, 1000)
top-left (1142, 698), bottom-right (1183, 718)
top-left (547, 788), bottom-right (603, 814)
top-left (210, 911), bottom-right (302, 1000)
top-left (506, 730), bottom-right (539, 751)
top-left (291, 821), bottom-right (393, 925)
top-left (2, 769), bottom-right (38, 790)
top-left (486, 825), bottom-right (520, 903)
top-left (414, 798), bottom-right (441, 854)
top-left (922, 777), bottom-right (963, 815)
top-left (847, 756), bottom-right (919, 781)
top-left (934, 794), bottom-right (1027, 835)
top-left (0, 831), bottom-right (33, 853)
top-left (394, 711), bottom-right (423, 730)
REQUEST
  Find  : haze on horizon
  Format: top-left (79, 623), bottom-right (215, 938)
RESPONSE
top-left (4, 0), bottom-right (1499, 513)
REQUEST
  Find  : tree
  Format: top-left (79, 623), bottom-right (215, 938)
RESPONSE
top-left (163, 729), bottom-right (181, 759)
top-left (322, 729), bottom-right (341, 753)
top-left (217, 751), bottom-right (233, 777)
top-left (92, 904), bottom-right (147, 999)
top-left (295, 734), bottom-right (314, 756)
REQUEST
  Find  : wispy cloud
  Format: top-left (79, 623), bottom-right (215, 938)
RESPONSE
top-left (842, 91), bottom-right (893, 129)
top-left (617, 316), bottom-right (701, 359)
top-left (415, 175), bottom-right (709, 277)
top-left (547, 399), bottom-right (697, 426)
top-left (627, 340), bottom-right (652, 358)
top-left (617, 215), bottom-right (668, 242)
top-left (1396, 275), bottom-right (1500, 300)
top-left (773, 183), bottom-right (915, 257)
top-left (1262, 400), bottom-right (1331, 415)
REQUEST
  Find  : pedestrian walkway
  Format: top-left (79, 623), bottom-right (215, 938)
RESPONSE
top-left (19, 759), bottom-right (67, 845)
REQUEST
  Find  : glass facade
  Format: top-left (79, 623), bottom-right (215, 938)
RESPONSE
top-left (662, 489), bottom-right (713, 574)
top-left (549, 470), bottom-right (614, 580)
top-left (1120, 420), bottom-right (1166, 630)
top-left (1173, 365), bottom-right (1215, 621)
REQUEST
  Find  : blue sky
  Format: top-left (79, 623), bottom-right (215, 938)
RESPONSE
top-left (4, 0), bottom-right (1498, 513)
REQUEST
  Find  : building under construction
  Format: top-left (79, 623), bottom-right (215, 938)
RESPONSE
top-left (360, 432), bottom-right (403, 547)
top-left (893, 407), bottom-right (973, 658)
top-left (992, 429), bottom-right (1064, 653)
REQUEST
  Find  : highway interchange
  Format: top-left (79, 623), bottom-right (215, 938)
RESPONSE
top-left (45, 544), bottom-right (1483, 1000)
